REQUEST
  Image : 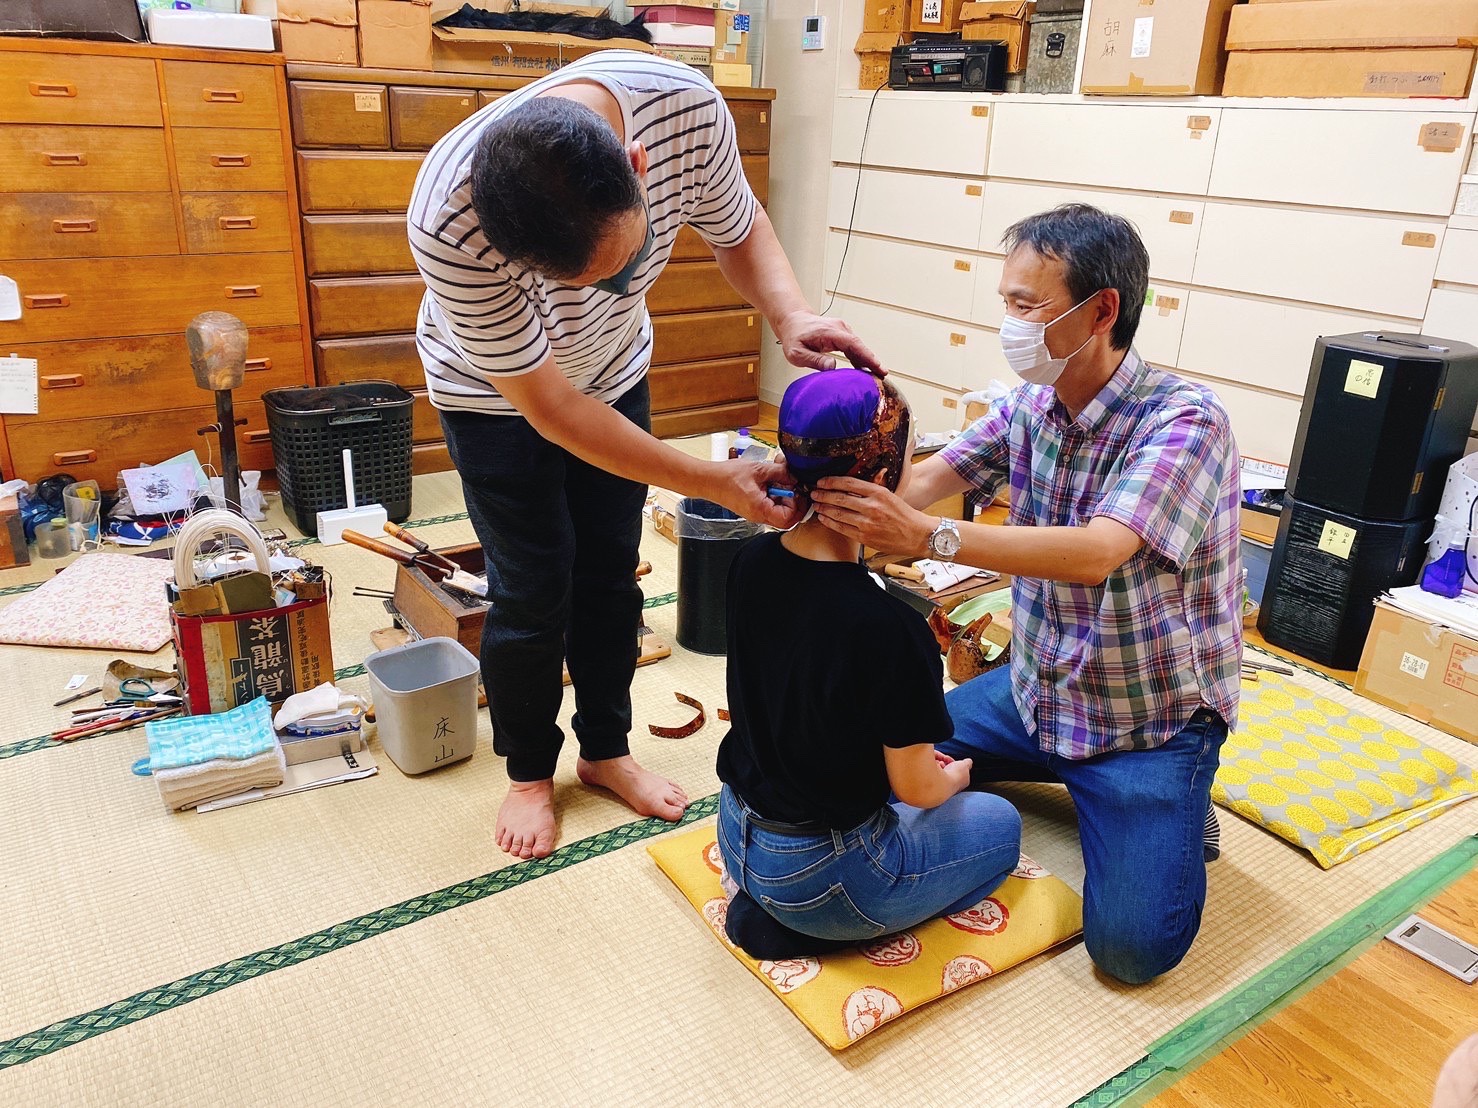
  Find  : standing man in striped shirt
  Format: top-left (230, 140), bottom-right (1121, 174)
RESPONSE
top-left (408, 52), bottom-right (879, 861)
top-left (810, 205), bottom-right (1242, 984)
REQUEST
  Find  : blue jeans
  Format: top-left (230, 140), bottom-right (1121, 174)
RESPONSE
top-left (439, 380), bottom-right (650, 782)
top-left (717, 784), bottom-right (1022, 942)
top-left (940, 667), bottom-right (1228, 984)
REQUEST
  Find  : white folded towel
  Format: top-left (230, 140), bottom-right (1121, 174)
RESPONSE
top-left (154, 742), bottom-right (286, 812)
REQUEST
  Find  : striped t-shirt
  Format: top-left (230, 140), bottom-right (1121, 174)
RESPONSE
top-left (407, 52), bottom-right (758, 415)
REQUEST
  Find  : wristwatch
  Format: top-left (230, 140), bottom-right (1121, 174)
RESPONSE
top-left (926, 517), bottom-right (961, 562)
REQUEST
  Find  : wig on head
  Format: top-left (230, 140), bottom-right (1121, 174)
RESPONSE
top-left (778, 370), bottom-right (912, 493)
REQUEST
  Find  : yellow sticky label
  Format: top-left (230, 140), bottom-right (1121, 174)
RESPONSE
top-left (1402, 230), bottom-right (1437, 248)
top-left (1168, 210), bottom-right (1194, 225)
top-left (954, 259), bottom-right (972, 272)
top-left (1318, 520), bottom-right (1356, 560)
top-left (972, 105), bottom-right (989, 117)
top-left (1345, 359), bottom-right (1383, 399)
top-left (353, 92), bottom-right (381, 113)
top-left (1186, 115), bottom-right (1212, 131)
top-left (949, 332), bottom-right (967, 346)
top-left (942, 397), bottom-right (958, 408)
top-left (965, 184), bottom-right (983, 197)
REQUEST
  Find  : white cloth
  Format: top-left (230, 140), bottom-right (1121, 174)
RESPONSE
top-left (915, 559), bottom-right (994, 592)
top-left (154, 743), bottom-right (286, 812)
top-left (272, 682), bottom-right (368, 731)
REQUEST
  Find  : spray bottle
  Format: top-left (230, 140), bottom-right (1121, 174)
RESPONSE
top-left (1420, 514), bottom-right (1472, 599)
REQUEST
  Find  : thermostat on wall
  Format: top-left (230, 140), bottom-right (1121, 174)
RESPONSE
top-left (802, 15), bottom-right (825, 51)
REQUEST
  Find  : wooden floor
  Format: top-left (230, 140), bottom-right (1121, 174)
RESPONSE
top-left (1151, 869), bottom-right (1478, 1107)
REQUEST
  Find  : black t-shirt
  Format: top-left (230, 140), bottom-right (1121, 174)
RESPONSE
top-left (715, 532), bottom-right (954, 830)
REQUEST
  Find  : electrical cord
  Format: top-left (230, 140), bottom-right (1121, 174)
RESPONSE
top-left (817, 82), bottom-right (885, 321)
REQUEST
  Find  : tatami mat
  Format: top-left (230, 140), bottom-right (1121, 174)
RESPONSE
top-left (2, 463), bottom-right (1476, 1105)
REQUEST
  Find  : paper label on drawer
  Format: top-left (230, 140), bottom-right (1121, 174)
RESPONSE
top-left (354, 92), bottom-right (382, 113)
top-left (1400, 652), bottom-right (1430, 680)
top-left (1344, 359), bottom-right (1383, 398)
top-left (1131, 17), bottom-right (1153, 58)
top-left (0, 276), bottom-right (18, 321)
top-left (1418, 122), bottom-right (1463, 152)
top-left (920, 0), bottom-right (942, 23)
top-left (1317, 520), bottom-right (1356, 560)
top-left (0, 356), bottom-right (38, 415)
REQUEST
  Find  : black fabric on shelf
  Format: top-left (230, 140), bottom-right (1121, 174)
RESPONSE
top-left (437, 5), bottom-right (653, 43)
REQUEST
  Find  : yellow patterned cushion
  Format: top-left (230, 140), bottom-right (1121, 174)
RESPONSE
top-left (649, 822), bottom-right (1083, 1050)
top-left (1215, 674), bottom-right (1477, 868)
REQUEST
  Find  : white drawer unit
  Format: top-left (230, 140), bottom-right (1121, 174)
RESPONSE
top-left (1187, 376), bottom-right (1305, 468)
top-left (1194, 202), bottom-right (1444, 319)
top-left (825, 231), bottom-right (980, 322)
top-left (1179, 291), bottom-right (1416, 397)
top-left (1436, 227), bottom-right (1478, 287)
top-left (1134, 284), bottom-right (1190, 370)
top-left (1209, 110), bottom-right (1470, 218)
top-left (966, 254), bottom-right (1008, 327)
top-left (830, 294), bottom-right (994, 391)
top-left (884, 370), bottom-right (965, 436)
top-left (827, 166), bottom-right (985, 251)
top-left (1424, 287), bottom-right (1478, 360)
top-left (987, 102), bottom-right (1220, 196)
top-left (831, 95), bottom-right (992, 177)
top-left (978, 180), bottom-right (1204, 284)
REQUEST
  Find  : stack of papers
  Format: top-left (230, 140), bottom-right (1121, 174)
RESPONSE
top-left (1383, 585), bottom-right (1478, 640)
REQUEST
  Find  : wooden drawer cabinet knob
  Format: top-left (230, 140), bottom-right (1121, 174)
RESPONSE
top-left (41, 374), bottom-right (83, 389)
top-left (43, 151), bottom-right (86, 166)
top-left (244, 357), bottom-right (272, 372)
top-left (52, 219), bottom-right (97, 234)
top-left (226, 285), bottom-right (262, 299)
top-left (53, 450), bottom-right (96, 465)
top-left (25, 293), bottom-right (70, 309)
top-left (203, 88), bottom-right (244, 103)
top-left (243, 429), bottom-right (272, 444)
top-left (218, 215), bottom-right (258, 231)
top-left (30, 81), bottom-right (77, 99)
top-left (210, 154), bottom-right (252, 168)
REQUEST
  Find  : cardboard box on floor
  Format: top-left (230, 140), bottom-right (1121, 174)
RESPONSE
top-left (1079, 0), bottom-right (1239, 95)
top-left (960, 1), bottom-right (1034, 73)
top-left (1355, 601), bottom-right (1478, 745)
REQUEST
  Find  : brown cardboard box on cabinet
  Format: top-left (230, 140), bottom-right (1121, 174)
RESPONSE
top-left (864, 0), bottom-right (909, 33)
top-left (278, 0), bottom-right (358, 65)
top-left (856, 30), bottom-right (909, 89)
top-left (960, 1), bottom-right (1034, 73)
top-left (359, 0), bottom-right (434, 71)
top-left (909, 0), bottom-right (969, 35)
top-left (1079, 0), bottom-right (1239, 95)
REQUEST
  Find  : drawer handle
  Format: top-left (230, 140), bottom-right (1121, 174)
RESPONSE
top-left (244, 357), bottom-right (272, 372)
top-left (41, 374), bottom-right (84, 389)
top-left (218, 215), bottom-right (258, 231)
top-left (203, 87), bottom-right (245, 103)
top-left (53, 450), bottom-right (96, 465)
top-left (210, 154), bottom-right (252, 168)
top-left (29, 81), bottom-right (77, 99)
top-left (243, 430), bottom-right (272, 444)
top-left (226, 285), bottom-right (262, 299)
top-left (52, 219), bottom-right (97, 234)
top-left (25, 293), bottom-right (70, 309)
top-left (43, 151), bottom-right (86, 166)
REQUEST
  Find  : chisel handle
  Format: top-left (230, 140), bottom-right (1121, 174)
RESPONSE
top-left (343, 530), bottom-right (417, 566)
top-left (383, 520), bottom-right (430, 555)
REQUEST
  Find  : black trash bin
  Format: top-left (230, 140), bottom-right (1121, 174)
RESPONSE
top-left (675, 498), bottom-right (765, 655)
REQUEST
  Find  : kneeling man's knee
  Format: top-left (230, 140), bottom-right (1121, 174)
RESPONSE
top-left (1083, 912), bottom-right (1199, 985)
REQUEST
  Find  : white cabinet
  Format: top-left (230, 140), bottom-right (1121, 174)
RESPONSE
top-left (825, 232), bottom-right (979, 322)
top-left (987, 102), bottom-right (1220, 195)
top-left (827, 167), bottom-right (984, 250)
top-left (1135, 284), bottom-right (1190, 370)
top-left (829, 294), bottom-right (994, 391)
top-left (887, 372), bottom-right (969, 436)
top-left (1436, 228), bottom-right (1478, 286)
top-left (831, 96), bottom-right (992, 177)
top-left (978, 181), bottom-right (1204, 284)
top-left (1195, 202), bottom-right (1444, 319)
top-left (1209, 109), bottom-right (1469, 217)
top-left (1191, 377), bottom-right (1305, 468)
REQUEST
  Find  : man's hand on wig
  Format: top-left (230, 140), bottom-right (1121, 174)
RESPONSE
top-left (776, 310), bottom-right (885, 375)
top-left (710, 458), bottom-right (806, 529)
top-left (811, 474), bottom-right (933, 555)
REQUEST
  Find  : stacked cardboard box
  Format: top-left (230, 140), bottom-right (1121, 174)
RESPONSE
top-left (1079, 0), bottom-right (1239, 96)
top-left (855, 0), bottom-right (910, 90)
top-left (958, 1), bottom-right (1034, 73)
top-left (636, 0), bottom-right (749, 75)
top-left (1224, 0), bottom-right (1478, 99)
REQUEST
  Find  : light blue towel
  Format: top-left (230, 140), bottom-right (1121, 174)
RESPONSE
top-left (145, 696), bottom-right (277, 772)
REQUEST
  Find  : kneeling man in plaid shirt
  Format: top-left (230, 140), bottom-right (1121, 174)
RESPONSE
top-left (812, 204), bottom-right (1243, 984)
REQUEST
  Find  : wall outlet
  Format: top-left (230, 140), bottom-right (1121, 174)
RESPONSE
top-left (802, 15), bottom-right (825, 51)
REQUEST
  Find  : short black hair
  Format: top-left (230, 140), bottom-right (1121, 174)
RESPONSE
top-left (1000, 204), bottom-right (1150, 351)
top-left (470, 97), bottom-right (643, 280)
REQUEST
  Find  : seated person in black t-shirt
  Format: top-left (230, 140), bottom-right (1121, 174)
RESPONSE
top-left (715, 369), bottom-right (1023, 959)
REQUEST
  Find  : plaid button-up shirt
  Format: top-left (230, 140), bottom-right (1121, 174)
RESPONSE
top-left (940, 350), bottom-right (1242, 758)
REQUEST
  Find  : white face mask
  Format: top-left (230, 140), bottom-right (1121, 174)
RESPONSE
top-left (998, 294), bottom-right (1099, 386)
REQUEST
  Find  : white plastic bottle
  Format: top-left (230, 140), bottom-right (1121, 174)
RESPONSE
top-left (729, 427), bottom-right (753, 460)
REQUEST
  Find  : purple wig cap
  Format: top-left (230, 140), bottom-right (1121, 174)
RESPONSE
top-left (778, 369), bottom-right (912, 492)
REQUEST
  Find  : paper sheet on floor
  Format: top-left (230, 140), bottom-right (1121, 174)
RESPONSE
top-left (195, 747), bottom-right (378, 813)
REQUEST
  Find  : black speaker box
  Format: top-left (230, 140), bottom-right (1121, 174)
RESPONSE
top-left (1258, 497), bottom-right (1428, 670)
top-left (1285, 331), bottom-right (1478, 521)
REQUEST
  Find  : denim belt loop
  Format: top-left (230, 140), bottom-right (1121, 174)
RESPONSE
top-left (831, 829), bottom-right (846, 857)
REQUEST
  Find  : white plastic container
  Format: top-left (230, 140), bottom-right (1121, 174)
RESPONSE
top-left (365, 637), bottom-right (480, 775)
top-left (145, 9), bottom-right (274, 51)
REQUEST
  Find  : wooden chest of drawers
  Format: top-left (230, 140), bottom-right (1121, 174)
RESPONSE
top-left (0, 39), bottom-right (312, 490)
top-left (286, 63), bottom-right (773, 473)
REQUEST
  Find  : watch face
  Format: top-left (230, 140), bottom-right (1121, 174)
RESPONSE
top-left (933, 524), bottom-right (961, 559)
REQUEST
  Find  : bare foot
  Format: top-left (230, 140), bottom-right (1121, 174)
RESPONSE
top-left (576, 755), bottom-right (689, 822)
top-left (495, 779), bottom-right (558, 860)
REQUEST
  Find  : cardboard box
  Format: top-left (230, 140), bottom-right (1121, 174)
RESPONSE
top-left (960, 1), bottom-right (1034, 73)
top-left (715, 10), bottom-right (750, 63)
top-left (172, 596), bottom-right (335, 715)
top-left (359, 0), bottom-right (433, 70)
top-left (0, 0), bottom-right (146, 41)
top-left (653, 44), bottom-right (713, 65)
top-left (910, 0), bottom-right (969, 34)
top-left (857, 30), bottom-right (909, 89)
top-left (278, 0), bottom-right (357, 64)
top-left (1224, 47), bottom-right (1475, 97)
top-left (864, 0), bottom-right (909, 33)
top-left (1355, 601), bottom-right (1478, 745)
top-left (1079, 0), bottom-right (1239, 96)
top-left (711, 60), bottom-right (753, 86)
top-left (1240, 504), bottom-right (1281, 544)
top-left (1226, 0), bottom-right (1478, 51)
top-left (432, 24), bottom-right (654, 75)
top-left (635, 5), bottom-right (717, 25)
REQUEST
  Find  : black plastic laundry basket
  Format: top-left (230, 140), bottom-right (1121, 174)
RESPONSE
top-left (263, 381), bottom-right (415, 534)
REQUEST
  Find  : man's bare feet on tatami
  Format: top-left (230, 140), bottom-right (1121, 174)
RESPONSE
top-left (496, 779), bottom-right (558, 859)
top-left (577, 755), bottom-right (688, 822)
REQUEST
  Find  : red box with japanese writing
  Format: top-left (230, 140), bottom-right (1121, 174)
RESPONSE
top-left (172, 597), bottom-right (334, 716)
